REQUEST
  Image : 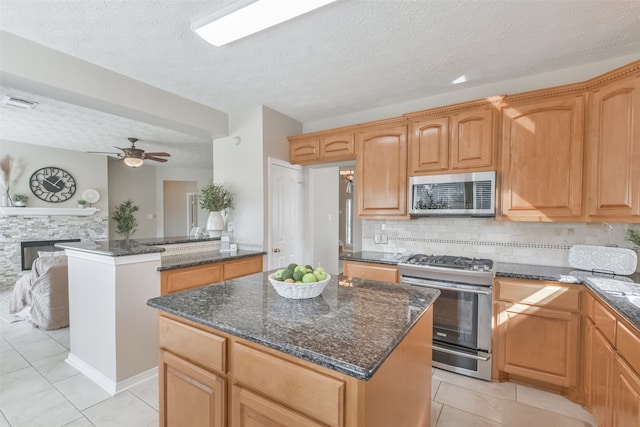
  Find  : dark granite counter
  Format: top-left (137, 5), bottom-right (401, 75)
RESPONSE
top-left (131, 236), bottom-right (221, 246)
top-left (158, 250), bottom-right (267, 271)
top-left (339, 251), bottom-right (640, 331)
top-left (340, 251), bottom-right (408, 265)
top-left (147, 271), bottom-right (439, 381)
top-left (56, 240), bottom-right (166, 256)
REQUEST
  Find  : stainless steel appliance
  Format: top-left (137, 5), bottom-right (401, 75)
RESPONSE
top-left (399, 254), bottom-right (495, 380)
top-left (409, 171), bottom-right (496, 217)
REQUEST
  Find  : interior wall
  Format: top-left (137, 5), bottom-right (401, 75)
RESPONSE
top-left (309, 167), bottom-right (339, 274)
top-left (163, 180), bottom-right (197, 237)
top-left (0, 139), bottom-right (109, 211)
top-left (303, 53), bottom-right (640, 133)
top-left (214, 106), bottom-right (264, 249)
top-left (155, 166), bottom-right (212, 236)
top-left (107, 158), bottom-right (157, 239)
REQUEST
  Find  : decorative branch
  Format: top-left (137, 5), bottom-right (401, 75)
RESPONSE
top-left (0, 155), bottom-right (25, 206)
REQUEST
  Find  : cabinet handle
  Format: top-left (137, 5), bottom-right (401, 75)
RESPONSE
top-left (273, 248), bottom-right (281, 253)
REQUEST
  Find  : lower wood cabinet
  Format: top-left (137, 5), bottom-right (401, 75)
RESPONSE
top-left (612, 356), bottom-right (640, 427)
top-left (160, 255), bottom-right (263, 295)
top-left (342, 260), bottom-right (399, 283)
top-left (159, 349), bottom-right (226, 427)
top-left (589, 325), bottom-right (615, 427)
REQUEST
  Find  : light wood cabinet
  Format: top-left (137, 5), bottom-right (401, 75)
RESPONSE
top-left (494, 278), bottom-right (581, 388)
top-left (590, 326), bottom-right (615, 427)
top-left (612, 356), bottom-right (640, 427)
top-left (160, 255), bottom-right (263, 295)
top-left (342, 260), bottom-right (399, 283)
top-left (159, 349), bottom-right (226, 427)
top-left (407, 100), bottom-right (499, 176)
top-left (355, 121), bottom-right (409, 219)
top-left (585, 67), bottom-right (640, 222)
top-left (289, 132), bottom-right (356, 165)
top-left (500, 92), bottom-right (585, 221)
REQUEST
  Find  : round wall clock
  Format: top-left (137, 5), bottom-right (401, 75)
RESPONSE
top-left (29, 166), bottom-right (77, 203)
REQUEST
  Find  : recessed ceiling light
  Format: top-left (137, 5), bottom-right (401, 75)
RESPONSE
top-left (452, 75), bottom-right (467, 85)
top-left (193, 0), bottom-right (338, 47)
top-left (1, 95), bottom-right (38, 110)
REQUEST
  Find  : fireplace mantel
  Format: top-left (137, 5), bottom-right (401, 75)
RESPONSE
top-left (0, 207), bottom-right (100, 216)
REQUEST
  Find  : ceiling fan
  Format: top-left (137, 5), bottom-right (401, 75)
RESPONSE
top-left (89, 137), bottom-right (171, 167)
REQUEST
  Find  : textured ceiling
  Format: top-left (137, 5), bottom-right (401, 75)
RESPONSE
top-left (1, 0), bottom-right (640, 168)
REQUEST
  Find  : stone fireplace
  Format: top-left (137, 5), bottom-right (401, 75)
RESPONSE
top-left (0, 211), bottom-right (108, 290)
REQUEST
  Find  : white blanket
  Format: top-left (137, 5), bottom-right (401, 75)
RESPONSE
top-left (10, 255), bottom-right (69, 330)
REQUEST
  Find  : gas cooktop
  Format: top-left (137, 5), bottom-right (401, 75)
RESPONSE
top-left (403, 254), bottom-right (494, 272)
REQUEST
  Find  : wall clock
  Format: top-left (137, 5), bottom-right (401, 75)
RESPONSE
top-left (29, 166), bottom-right (77, 203)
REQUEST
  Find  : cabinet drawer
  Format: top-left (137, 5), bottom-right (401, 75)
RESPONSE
top-left (159, 316), bottom-right (226, 374)
top-left (617, 321), bottom-right (640, 375)
top-left (343, 261), bottom-right (399, 283)
top-left (223, 256), bottom-right (263, 280)
top-left (233, 343), bottom-right (345, 427)
top-left (594, 300), bottom-right (617, 344)
top-left (161, 264), bottom-right (223, 295)
top-left (497, 279), bottom-right (580, 311)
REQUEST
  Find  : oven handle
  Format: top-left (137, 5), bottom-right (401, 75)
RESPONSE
top-left (401, 277), bottom-right (491, 295)
top-left (433, 345), bottom-right (491, 361)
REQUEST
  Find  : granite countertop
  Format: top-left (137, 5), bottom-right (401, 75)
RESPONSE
top-left (147, 271), bottom-right (439, 381)
top-left (340, 252), bottom-right (640, 331)
top-left (158, 250), bottom-right (267, 271)
top-left (55, 236), bottom-right (221, 257)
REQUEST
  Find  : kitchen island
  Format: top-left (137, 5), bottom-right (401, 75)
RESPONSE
top-left (147, 271), bottom-right (439, 427)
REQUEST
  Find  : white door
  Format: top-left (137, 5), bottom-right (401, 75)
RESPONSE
top-left (268, 158), bottom-right (303, 270)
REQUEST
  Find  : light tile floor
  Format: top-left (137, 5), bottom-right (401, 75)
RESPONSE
top-left (1, 318), bottom-right (598, 427)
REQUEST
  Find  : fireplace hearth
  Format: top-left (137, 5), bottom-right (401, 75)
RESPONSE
top-left (21, 239), bottom-right (81, 270)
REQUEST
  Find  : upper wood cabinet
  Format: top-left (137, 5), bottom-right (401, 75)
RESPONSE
top-left (289, 131), bottom-right (355, 165)
top-left (355, 121), bottom-right (409, 219)
top-left (585, 65), bottom-right (640, 222)
top-left (500, 92), bottom-right (585, 221)
top-left (407, 99), bottom-right (500, 176)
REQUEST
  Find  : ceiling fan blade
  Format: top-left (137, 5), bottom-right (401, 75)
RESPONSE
top-left (144, 152), bottom-right (171, 157)
top-left (88, 151), bottom-right (121, 155)
top-left (145, 155), bottom-right (169, 162)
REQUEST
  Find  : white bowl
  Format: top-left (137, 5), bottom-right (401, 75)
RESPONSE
top-left (268, 273), bottom-right (331, 299)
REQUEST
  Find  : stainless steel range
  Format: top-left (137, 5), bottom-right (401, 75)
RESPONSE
top-left (399, 254), bottom-right (495, 381)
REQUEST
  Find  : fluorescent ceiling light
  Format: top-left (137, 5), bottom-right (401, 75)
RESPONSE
top-left (452, 75), bottom-right (467, 85)
top-left (193, 0), bottom-right (338, 47)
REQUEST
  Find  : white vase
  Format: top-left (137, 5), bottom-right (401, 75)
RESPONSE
top-left (206, 211), bottom-right (227, 238)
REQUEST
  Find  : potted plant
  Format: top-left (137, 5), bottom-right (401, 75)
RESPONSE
top-left (112, 199), bottom-right (139, 240)
top-left (77, 199), bottom-right (87, 208)
top-left (12, 193), bottom-right (28, 207)
top-left (199, 181), bottom-right (234, 237)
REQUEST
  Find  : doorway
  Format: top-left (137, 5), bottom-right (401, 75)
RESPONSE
top-left (163, 180), bottom-right (197, 237)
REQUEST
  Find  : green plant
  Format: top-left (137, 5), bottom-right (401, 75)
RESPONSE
top-left (77, 199), bottom-right (87, 205)
top-left (112, 199), bottom-right (139, 240)
top-left (199, 181), bottom-right (234, 212)
top-left (12, 193), bottom-right (28, 203)
top-left (626, 229), bottom-right (640, 248)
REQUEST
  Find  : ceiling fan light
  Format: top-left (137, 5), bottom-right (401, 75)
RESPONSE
top-left (123, 156), bottom-right (144, 168)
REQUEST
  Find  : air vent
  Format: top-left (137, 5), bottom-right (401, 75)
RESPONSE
top-left (1, 95), bottom-right (38, 110)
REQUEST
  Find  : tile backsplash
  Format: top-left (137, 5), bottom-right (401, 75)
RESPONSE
top-left (363, 218), bottom-right (640, 271)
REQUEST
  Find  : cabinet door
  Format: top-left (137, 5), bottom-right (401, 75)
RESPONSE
top-left (319, 132), bottom-right (355, 161)
top-left (409, 116), bottom-right (449, 174)
top-left (161, 264), bottom-right (223, 295)
top-left (590, 327), bottom-right (615, 427)
top-left (232, 386), bottom-right (326, 427)
top-left (160, 349), bottom-right (226, 427)
top-left (500, 94), bottom-right (585, 220)
top-left (289, 138), bottom-right (319, 164)
top-left (450, 106), bottom-right (495, 171)
top-left (586, 71), bottom-right (640, 221)
top-left (612, 356), bottom-right (640, 427)
top-left (223, 256), bottom-right (263, 280)
top-left (497, 302), bottom-right (579, 387)
top-left (356, 124), bottom-right (409, 218)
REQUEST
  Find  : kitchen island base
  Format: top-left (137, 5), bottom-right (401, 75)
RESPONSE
top-left (158, 309), bottom-right (433, 427)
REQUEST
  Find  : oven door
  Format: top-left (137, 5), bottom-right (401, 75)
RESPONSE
top-left (401, 277), bottom-right (492, 352)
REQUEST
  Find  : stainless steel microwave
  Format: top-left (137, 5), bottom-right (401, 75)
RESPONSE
top-left (409, 171), bottom-right (496, 217)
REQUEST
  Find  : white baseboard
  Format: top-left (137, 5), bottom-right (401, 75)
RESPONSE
top-left (66, 353), bottom-right (157, 396)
